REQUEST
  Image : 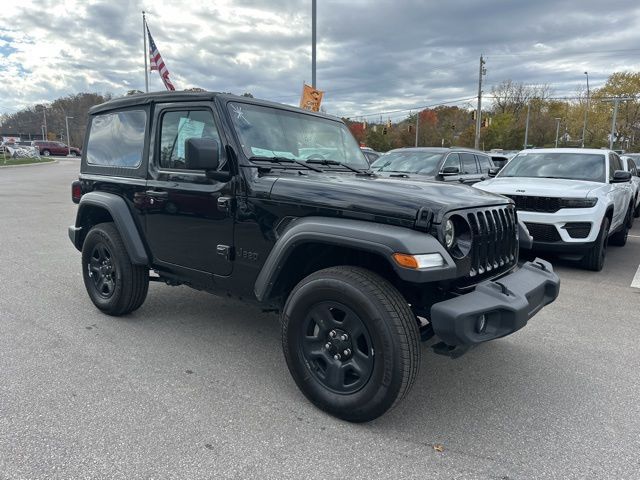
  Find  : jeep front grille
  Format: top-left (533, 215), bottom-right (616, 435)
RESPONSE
top-left (505, 195), bottom-right (561, 213)
top-left (466, 206), bottom-right (518, 280)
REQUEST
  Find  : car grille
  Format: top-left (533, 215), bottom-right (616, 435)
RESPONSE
top-left (524, 222), bottom-right (562, 242)
top-left (505, 195), bottom-right (561, 213)
top-left (464, 205), bottom-right (518, 281)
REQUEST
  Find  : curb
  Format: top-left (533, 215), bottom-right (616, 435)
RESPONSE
top-left (0, 159), bottom-right (58, 169)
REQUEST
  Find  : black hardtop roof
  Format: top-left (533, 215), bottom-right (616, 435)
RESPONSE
top-left (88, 90), bottom-right (339, 121)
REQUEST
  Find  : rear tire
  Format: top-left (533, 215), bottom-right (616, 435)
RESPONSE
top-left (609, 207), bottom-right (631, 246)
top-left (634, 199), bottom-right (640, 218)
top-left (281, 266), bottom-right (420, 422)
top-left (82, 222), bottom-right (149, 316)
top-left (580, 217), bottom-right (609, 271)
top-left (42, 149), bottom-right (50, 156)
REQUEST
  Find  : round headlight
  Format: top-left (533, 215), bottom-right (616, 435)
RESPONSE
top-left (444, 219), bottom-right (455, 248)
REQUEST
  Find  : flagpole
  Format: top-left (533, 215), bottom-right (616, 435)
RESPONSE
top-left (143, 11), bottom-right (149, 93)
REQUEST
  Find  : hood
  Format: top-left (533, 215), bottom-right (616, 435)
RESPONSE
top-left (474, 177), bottom-right (601, 198)
top-left (268, 173), bottom-right (509, 224)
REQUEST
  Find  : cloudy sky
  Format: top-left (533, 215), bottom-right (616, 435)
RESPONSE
top-left (1, 0), bottom-right (640, 120)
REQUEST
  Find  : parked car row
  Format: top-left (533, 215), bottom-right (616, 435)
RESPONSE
top-left (369, 146), bottom-right (637, 271)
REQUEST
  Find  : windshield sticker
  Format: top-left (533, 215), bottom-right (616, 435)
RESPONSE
top-left (176, 117), bottom-right (205, 158)
top-left (231, 104), bottom-right (250, 126)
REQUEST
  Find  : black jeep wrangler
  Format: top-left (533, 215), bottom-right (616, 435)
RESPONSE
top-left (69, 91), bottom-right (560, 422)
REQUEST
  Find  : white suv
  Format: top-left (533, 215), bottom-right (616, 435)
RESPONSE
top-left (474, 148), bottom-right (634, 271)
top-left (620, 155), bottom-right (640, 218)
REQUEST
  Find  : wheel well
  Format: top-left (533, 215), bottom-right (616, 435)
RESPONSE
top-left (604, 207), bottom-right (614, 223)
top-left (268, 243), bottom-right (404, 306)
top-left (76, 206), bottom-right (114, 247)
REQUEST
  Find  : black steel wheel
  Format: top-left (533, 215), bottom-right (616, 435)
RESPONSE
top-left (282, 266), bottom-right (420, 422)
top-left (81, 222), bottom-right (149, 316)
top-left (88, 242), bottom-right (117, 299)
top-left (299, 302), bottom-right (374, 395)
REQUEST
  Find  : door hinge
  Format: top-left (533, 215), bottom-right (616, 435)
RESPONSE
top-left (216, 245), bottom-right (234, 260)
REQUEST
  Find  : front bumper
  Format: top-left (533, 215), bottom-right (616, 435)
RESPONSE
top-left (429, 258), bottom-right (559, 346)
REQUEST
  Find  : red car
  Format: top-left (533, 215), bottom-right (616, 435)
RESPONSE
top-left (33, 140), bottom-right (82, 157)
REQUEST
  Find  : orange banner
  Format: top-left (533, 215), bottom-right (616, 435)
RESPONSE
top-left (299, 84), bottom-right (324, 112)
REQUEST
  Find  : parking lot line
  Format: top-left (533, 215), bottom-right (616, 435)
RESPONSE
top-left (632, 265), bottom-right (640, 289)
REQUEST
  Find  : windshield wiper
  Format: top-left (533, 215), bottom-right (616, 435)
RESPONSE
top-left (306, 158), bottom-right (373, 175)
top-left (248, 155), bottom-right (323, 173)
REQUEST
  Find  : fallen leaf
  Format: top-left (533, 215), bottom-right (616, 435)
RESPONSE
top-left (433, 444), bottom-right (445, 453)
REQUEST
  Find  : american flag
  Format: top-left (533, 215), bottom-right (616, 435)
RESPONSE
top-left (147, 25), bottom-right (175, 91)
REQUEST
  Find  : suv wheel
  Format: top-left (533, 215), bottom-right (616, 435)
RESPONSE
top-left (634, 199), bottom-right (640, 218)
top-left (42, 149), bottom-right (50, 156)
top-left (82, 222), bottom-right (149, 316)
top-left (609, 207), bottom-right (631, 246)
top-left (69, 151), bottom-right (77, 157)
top-left (580, 217), bottom-right (609, 271)
top-left (281, 266), bottom-right (420, 422)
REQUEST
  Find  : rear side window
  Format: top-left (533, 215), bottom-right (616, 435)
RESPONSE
top-left (86, 110), bottom-right (147, 167)
top-left (460, 153), bottom-right (478, 174)
top-left (476, 154), bottom-right (492, 173)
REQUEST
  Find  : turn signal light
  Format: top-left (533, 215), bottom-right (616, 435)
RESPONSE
top-left (392, 253), bottom-right (445, 269)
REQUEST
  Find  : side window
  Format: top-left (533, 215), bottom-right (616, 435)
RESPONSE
top-left (460, 152), bottom-right (478, 174)
top-left (609, 153), bottom-right (622, 180)
top-left (86, 110), bottom-right (147, 167)
top-left (159, 109), bottom-right (224, 170)
top-left (441, 153), bottom-right (461, 171)
top-left (476, 154), bottom-right (492, 173)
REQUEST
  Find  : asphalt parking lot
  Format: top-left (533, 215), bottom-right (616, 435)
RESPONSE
top-left (1, 159), bottom-right (639, 479)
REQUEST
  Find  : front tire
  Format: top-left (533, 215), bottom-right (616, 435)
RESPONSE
top-left (609, 207), bottom-right (631, 246)
top-left (42, 149), bottom-right (50, 157)
top-left (82, 222), bottom-right (149, 316)
top-left (281, 266), bottom-right (420, 422)
top-left (580, 217), bottom-right (609, 271)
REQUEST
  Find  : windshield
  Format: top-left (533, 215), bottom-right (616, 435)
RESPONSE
top-left (370, 151), bottom-right (444, 174)
top-left (227, 102), bottom-right (368, 169)
top-left (498, 152), bottom-right (606, 182)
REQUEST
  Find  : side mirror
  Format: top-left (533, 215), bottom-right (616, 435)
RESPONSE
top-left (612, 170), bottom-right (632, 183)
top-left (441, 166), bottom-right (460, 175)
top-left (185, 138), bottom-right (219, 170)
top-left (488, 167), bottom-right (501, 177)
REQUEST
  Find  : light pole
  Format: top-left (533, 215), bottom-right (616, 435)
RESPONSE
top-left (523, 101), bottom-right (531, 149)
top-left (581, 71), bottom-right (589, 148)
top-left (41, 125), bottom-right (45, 141)
top-left (554, 118), bottom-right (561, 148)
top-left (38, 105), bottom-right (48, 139)
top-left (65, 116), bottom-right (73, 156)
top-left (311, 0), bottom-right (316, 88)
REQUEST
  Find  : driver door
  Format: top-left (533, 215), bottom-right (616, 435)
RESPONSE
top-left (143, 103), bottom-right (235, 276)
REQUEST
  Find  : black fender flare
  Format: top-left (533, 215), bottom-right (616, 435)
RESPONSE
top-left (69, 191), bottom-right (149, 265)
top-left (254, 216), bottom-right (457, 302)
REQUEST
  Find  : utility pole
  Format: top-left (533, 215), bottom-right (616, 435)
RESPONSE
top-left (65, 116), bottom-right (73, 155)
top-left (554, 118), bottom-right (561, 148)
top-left (41, 125), bottom-right (45, 141)
top-left (311, 0), bottom-right (316, 88)
top-left (474, 55), bottom-right (486, 150)
top-left (603, 97), bottom-right (633, 150)
top-left (143, 11), bottom-right (149, 93)
top-left (523, 101), bottom-right (531, 149)
top-left (581, 71), bottom-right (589, 148)
top-left (415, 111), bottom-right (420, 147)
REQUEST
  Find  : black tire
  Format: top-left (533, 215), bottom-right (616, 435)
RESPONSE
top-left (69, 151), bottom-right (77, 157)
top-left (42, 149), bottom-right (50, 157)
top-left (81, 222), bottom-right (149, 316)
top-left (609, 207), bottom-right (631, 246)
top-left (281, 266), bottom-right (420, 422)
top-left (580, 217), bottom-right (609, 271)
top-left (634, 201), bottom-right (640, 219)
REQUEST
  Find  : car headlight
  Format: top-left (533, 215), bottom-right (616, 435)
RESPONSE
top-left (560, 197), bottom-right (598, 208)
top-left (444, 219), bottom-right (455, 248)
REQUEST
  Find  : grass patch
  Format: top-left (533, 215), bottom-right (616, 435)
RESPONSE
top-left (1, 157), bottom-right (56, 166)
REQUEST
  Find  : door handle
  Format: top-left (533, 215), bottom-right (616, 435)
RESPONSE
top-left (458, 178), bottom-right (465, 183)
top-left (145, 190), bottom-right (169, 199)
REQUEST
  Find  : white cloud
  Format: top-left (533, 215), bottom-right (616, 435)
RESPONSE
top-left (1, 0), bottom-right (640, 118)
